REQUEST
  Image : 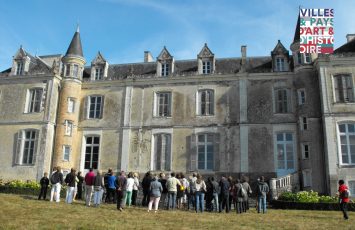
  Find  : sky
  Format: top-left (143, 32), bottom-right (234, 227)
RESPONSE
top-left (0, 0), bottom-right (355, 70)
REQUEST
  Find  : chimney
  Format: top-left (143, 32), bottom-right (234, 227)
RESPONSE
top-left (240, 45), bottom-right (247, 72)
top-left (144, 51), bottom-right (154, 62)
top-left (346, 34), bottom-right (355, 43)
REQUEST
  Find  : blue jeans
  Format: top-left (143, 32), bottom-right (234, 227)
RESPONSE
top-left (168, 192), bottom-right (177, 210)
top-left (258, 196), bottom-right (267, 213)
top-left (195, 191), bottom-right (205, 213)
top-left (212, 192), bottom-right (219, 212)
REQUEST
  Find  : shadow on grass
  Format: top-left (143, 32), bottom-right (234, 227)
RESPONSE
top-left (20, 195), bottom-right (38, 200)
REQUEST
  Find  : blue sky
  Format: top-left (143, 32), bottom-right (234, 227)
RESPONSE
top-left (0, 0), bottom-right (354, 70)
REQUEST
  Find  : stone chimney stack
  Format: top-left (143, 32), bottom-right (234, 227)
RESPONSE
top-left (346, 34), bottom-right (355, 43)
top-left (144, 51), bottom-right (154, 62)
top-left (240, 45), bottom-right (247, 72)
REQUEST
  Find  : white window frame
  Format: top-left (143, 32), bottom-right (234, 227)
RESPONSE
top-left (276, 132), bottom-right (295, 171)
top-left (333, 74), bottom-right (355, 103)
top-left (302, 169), bottom-right (312, 187)
top-left (16, 61), bottom-right (24, 75)
top-left (297, 88), bottom-right (306, 105)
top-left (301, 143), bottom-right (310, 159)
top-left (197, 89), bottom-right (214, 116)
top-left (161, 62), bottom-right (169, 77)
top-left (338, 123), bottom-right (355, 165)
top-left (65, 120), bottom-right (73, 136)
top-left (15, 129), bottom-right (38, 165)
top-left (154, 92), bottom-right (172, 117)
top-left (25, 88), bottom-right (43, 113)
top-left (63, 145), bottom-right (71, 161)
top-left (95, 67), bottom-right (103, 80)
top-left (276, 57), bottom-right (285, 71)
top-left (83, 135), bottom-right (100, 170)
top-left (67, 97), bottom-right (75, 113)
top-left (87, 95), bottom-right (104, 119)
top-left (152, 133), bottom-right (172, 171)
top-left (73, 64), bottom-right (79, 78)
top-left (202, 60), bottom-right (211, 74)
top-left (197, 133), bottom-right (215, 171)
top-left (274, 88), bottom-right (291, 113)
top-left (65, 64), bottom-right (71, 76)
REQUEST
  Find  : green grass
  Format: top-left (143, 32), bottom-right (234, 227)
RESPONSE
top-left (0, 193), bottom-right (353, 230)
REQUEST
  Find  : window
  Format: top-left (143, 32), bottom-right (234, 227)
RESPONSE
top-left (15, 129), bottom-right (38, 165)
top-left (26, 88), bottom-right (43, 113)
top-left (65, 120), bottom-right (73, 136)
top-left (334, 75), bottom-right (354, 103)
top-left (73, 65), bottom-right (79, 78)
top-left (16, 61), bottom-right (24, 75)
top-left (297, 52), bottom-right (302, 64)
top-left (297, 89), bottom-right (306, 105)
top-left (302, 143), bottom-right (310, 159)
top-left (274, 89), bottom-right (290, 113)
top-left (197, 133), bottom-right (214, 170)
top-left (67, 98), bottom-right (75, 113)
top-left (276, 58), bottom-right (285, 71)
top-left (302, 170), bottom-right (312, 187)
top-left (202, 61), bottom-right (211, 74)
top-left (198, 90), bottom-right (214, 115)
top-left (155, 92), bottom-right (171, 117)
top-left (88, 96), bottom-right (103, 119)
top-left (338, 123), bottom-right (355, 165)
top-left (276, 133), bottom-right (294, 170)
top-left (84, 136), bottom-right (100, 169)
top-left (349, 181), bottom-right (355, 197)
top-left (66, 64), bottom-right (70, 76)
top-left (63, 145), bottom-right (70, 161)
top-left (304, 53), bottom-right (311, 63)
top-left (161, 63), bottom-right (169, 76)
top-left (95, 68), bottom-right (103, 80)
top-left (153, 134), bottom-right (171, 171)
top-left (301, 117), bottom-right (308, 130)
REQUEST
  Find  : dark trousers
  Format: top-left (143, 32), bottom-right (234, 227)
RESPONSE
top-left (76, 184), bottom-right (83, 200)
top-left (38, 186), bottom-right (48, 200)
top-left (117, 190), bottom-right (126, 210)
top-left (142, 190), bottom-right (150, 206)
top-left (340, 202), bottom-right (349, 219)
top-left (106, 188), bottom-right (116, 203)
top-left (219, 193), bottom-right (230, 213)
top-left (236, 201), bottom-right (243, 214)
top-left (132, 190), bottom-right (138, 206)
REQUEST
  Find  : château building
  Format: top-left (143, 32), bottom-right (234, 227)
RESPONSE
top-left (0, 17), bottom-right (355, 196)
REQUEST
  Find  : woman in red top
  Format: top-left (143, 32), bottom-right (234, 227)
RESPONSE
top-left (338, 180), bottom-right (349, 220)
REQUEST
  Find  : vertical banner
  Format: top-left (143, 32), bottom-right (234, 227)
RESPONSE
top-left (300, 8), bottom-right (334, 54)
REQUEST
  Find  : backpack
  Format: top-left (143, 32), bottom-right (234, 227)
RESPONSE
top-left (50, 172), bottom-right (58, 184)
top-left (238, 184), bottom-right (247, 198)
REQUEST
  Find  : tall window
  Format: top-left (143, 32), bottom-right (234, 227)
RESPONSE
top-left (302, 170), bottom-right (312, 187)
top-left (73, 65), bottom-right (79, 78)
top-left (153, 134), bottom-right (171, 171)
top-left (26, 88), bottom-right (43, 113)
top-left (302, 143), bottom-right (310, 159)
top-left (65, 120), bottom-right (73, 136)
top-left (15, 130), bottom-right (38, 165)
top-left (202, 61), bottom-right (211, 74)
top-left (197, 133), bottom-right (214, 170)
top-left (301, 117), bottom-right (308, 130)
top-left (156, 92), bottom-right (171, 117)
top-left (334, 75), bottom-right (354, 103)
top-left (198, 90), bottom-right (214, 115)
top-left (274, 89), bottom-right (290, 113)
top-left (84, 136), bottom-right (100, 169)
top-left (338, 123), bottom-right (355, 165)
top-left (63, 145), bottom-right (70, 161)
top-left (65, 64), bottom-right (70, 76)
top-left (67, 98), bottom-right (75, 113)
top-left (297, 89), bottom-right (306, 105)
top-left (16, 61), bottom-right (24, 75)
top-left (95, 68), bottom-right (103, 80)
top-left (276, 133), bottom-right (294, 170)
top-left (276, 58), bottom-right (285, 71)
top-left (88, 96), bottom-right (103, 119)
top-left (161, 63), bottom-right (169, 76)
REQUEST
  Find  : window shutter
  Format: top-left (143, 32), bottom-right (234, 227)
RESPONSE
top-left (214, 133), bottom-right (220, 171)
top-left (14, 131), bottom-right (22, 165)
top-left (100, 96), bottom-right (104, 119)
top-left (189, 134), bottom-right (197, 171)
top-left (31, 130), bottom-right (38, 165)
top-left (287, 89), bottom-right (291, 113)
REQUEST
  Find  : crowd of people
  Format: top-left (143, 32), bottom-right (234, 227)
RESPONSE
top-left (38, 167), bottom-right (272, 214)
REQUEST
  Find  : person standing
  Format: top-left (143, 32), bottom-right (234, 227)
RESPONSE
top-left (256, 176), bottom-right (269, 214)
top-left (50, 166), bottom-right (63, 202)
top-left (132, 172), bottom-right (140, 206)
top-left (158, 173), bottom-right (168, 209)
top-left (219, 175), bottom-right (230, 213)
top-left (241, 177), bottom-right (252, 212)
top-left (104, 169), bottom-right (112, 203)
top-left (84, 168), bottom-right (95, 206)
top-left (193, 174), bottom-right (206, 213)
top-left (125, 172), bottom-right (135, 207)
top-left (106, 170), bottom-right (117, 203)
top-left (64, 168), bottom-right (76, 204)
top-left (76, 171), bottom-right (84, 200)
top-left (38, 172), bottom-right (49, 200)
top-left (93, 170), bottom-right (105, 207)
top-left (234, 179), bottom-right (244, 214)
top-left (115, 171), bottom-right (127, 211)
top-left (166, 172), bottom-right (181, 210)
top-left (211, 177), bottom-right (220, 212)
top-left (148, 175), bottom-right (163, 213)
top-left (188, 173), bottom-right (197, 210)
top-left (141, 171), bottom-right (152, 206)
top-left (338, 180), bottom-right (350, 220)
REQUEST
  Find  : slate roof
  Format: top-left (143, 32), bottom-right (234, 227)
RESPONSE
top-left (293, 15), bottom-right (300, 43)
top-left (65, 29), bottom-right (84, 58)
top-left (334, 38), bottom-right (355, 54)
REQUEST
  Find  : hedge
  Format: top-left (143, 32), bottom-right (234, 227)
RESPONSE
top-left (271, 200), bottom-right (355, 211)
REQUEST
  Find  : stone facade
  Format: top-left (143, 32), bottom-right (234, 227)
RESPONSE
top-left (0, 20), bottom-right (355, 196)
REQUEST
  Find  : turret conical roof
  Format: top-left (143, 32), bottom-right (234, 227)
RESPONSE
top-left (65, 27), bottom-right (83, 57)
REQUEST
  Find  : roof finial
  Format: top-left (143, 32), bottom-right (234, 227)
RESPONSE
top-left (76, 23), bottom-right (80, 33)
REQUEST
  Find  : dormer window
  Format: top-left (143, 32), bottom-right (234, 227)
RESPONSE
top-left (16, 61), bottom-right (24, 75)
top-left (95, 68), bottom-right (103, 80)
top-left (161, 62), bottom-right (170, 77)
top-left (198, 44), bottom-right (215, 75)
top-left (90, 52), bottom-right (109, 81)
top-left (202, 61), bottom-right (211, 74)
top-left (157, 47), bottom-right (174, 77)
top-left (276, 58), bottom-right (285, 71)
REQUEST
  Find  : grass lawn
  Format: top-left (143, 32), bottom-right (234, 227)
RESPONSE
top-left (0, 193), bottom-right (353, 230)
